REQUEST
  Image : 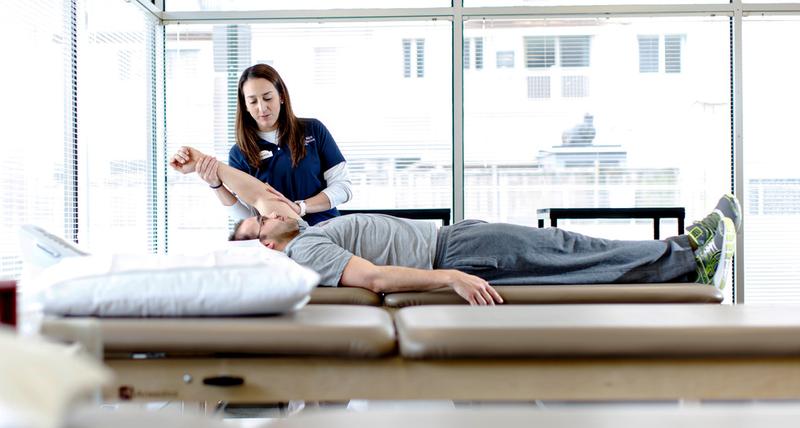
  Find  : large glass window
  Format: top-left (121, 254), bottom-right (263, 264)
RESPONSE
top-left (165, 21), bottom-right (452, 253)
top-left (742, 17), bottom-right (800, 303)
top-left (77, 0), bottom-right (159, 255)
top-left (0, 0), bottom-right (71, 279)
top-left (0, 0), bottom-right (156, 279)
top-left (8, 1), bottom-right (799, 306)
top-left (638, 35), bottom-right (660, 73)
top-left (464, 17), bottom-right (731, 242)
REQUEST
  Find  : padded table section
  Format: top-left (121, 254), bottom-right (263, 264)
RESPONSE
top-left (383, 284), bottom-right (722, 307)
top-left (309, 287), bottom-right (382, 305)
top-left (269, 406), bottom-right (800, 428)
top-left (395, 304), bottom-right (800, 358)
top-left (42, 305), bottom-right (395, 357)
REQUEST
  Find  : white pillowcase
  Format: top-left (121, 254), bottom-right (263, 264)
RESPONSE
top-left (30, 243), bottom-right (320, 317)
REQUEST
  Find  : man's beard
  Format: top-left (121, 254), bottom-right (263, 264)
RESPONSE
top-left (270, 219), bottom-right (300, 243)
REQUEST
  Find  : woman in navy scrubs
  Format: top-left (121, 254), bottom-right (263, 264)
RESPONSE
top-left (172, 64), bottom-right (352, 225)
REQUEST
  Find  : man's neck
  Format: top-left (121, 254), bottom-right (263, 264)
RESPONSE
top-left (273, 241), bottom-right (288, 252)
top-left (273, 231), bottom-right (301, 252)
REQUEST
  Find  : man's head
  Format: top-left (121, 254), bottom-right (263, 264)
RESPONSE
top-left (229, 212), bottom-right (300, 250)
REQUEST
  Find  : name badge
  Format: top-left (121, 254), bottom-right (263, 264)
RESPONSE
top-left (259, 150), bottom-right (273, 160)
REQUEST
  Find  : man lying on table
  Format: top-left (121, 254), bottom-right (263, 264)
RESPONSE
top-left (171, 147), bottom-right (741, 306)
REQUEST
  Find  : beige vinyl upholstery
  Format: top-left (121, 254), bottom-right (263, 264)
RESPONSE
top-left (395, 304), bottom-right (800, 358)
top-left (383, 283), bottom-right (722, 307)
top-left (42, 305), bottom-right (395, 357)
top-left (309, 287), bottom-right (382, 305)
top-left (268, 406), bottom-right (800, 428)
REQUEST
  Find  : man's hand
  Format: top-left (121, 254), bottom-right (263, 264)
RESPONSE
top-left (169, 146), bottom-right (206, 174)
top-left (445, 270), bottom-right (504, 306)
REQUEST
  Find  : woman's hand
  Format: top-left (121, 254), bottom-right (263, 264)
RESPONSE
top-left (195, 155), bottom-right (222, 188)
top-left (265, 187), bottom-right (302, 215)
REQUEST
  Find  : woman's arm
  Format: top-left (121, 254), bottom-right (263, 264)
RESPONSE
top-left (294, 119), bottom-right (352, 215)
top-left (261, 162), bottom-right (353, 217)
top-left (273, 161), bottom-right (353, 217)
top-left (313, 161), bottom-right (352, 211)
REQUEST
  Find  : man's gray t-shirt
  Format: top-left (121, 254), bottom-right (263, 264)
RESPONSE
top-left (284, 214), bottom-right (438, 286)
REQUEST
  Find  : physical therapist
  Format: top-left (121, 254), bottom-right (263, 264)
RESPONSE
top-left (171, 63), bottom-right (352, 225)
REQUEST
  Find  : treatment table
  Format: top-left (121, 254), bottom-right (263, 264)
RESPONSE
top-left (41, 297), bottom-right (800, 404)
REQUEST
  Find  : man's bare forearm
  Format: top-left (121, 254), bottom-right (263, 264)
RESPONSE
top-left (368, 266), bottom-right (454, 293)
top-left (340, 256), bottom-right (502, 305)
top-left (342, 257), bottom-right (454, 293)
top-left (215, 162), bottom-right (299, 219)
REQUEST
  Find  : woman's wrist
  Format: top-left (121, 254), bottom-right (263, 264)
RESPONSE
top-left (294, 200), bottom-right (307, 217)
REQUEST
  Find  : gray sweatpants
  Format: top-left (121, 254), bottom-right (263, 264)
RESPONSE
top-left (433, 220), bottom-right (696, 285)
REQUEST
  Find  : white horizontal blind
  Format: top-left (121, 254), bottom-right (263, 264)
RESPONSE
top-left (467, 0), bottom-right (727, 5)
top-left (77, 0), bottom-right (159, 255)
top-left (165, 0), bottom-right (448, 11)
top-left (464, 17), bottom-right (732, 241)
top-left (0, 1), bottom-right (71, 279)
top-left (165, 21), bottom-right (452, 252)
top-left (742, 17), bottom-right (800, 303)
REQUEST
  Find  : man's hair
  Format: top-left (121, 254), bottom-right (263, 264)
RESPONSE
top-left (228, 219), bottom-right (246, 241)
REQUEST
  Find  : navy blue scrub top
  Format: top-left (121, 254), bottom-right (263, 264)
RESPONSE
top-left (228, 118), bottom-right (346, 226)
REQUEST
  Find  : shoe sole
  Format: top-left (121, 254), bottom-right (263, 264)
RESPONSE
top-left (715, 193), bottom-right (742, 232)
top-left (711, 217), bottom-right (736, 290)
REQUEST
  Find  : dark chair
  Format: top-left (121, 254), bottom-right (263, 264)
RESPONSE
top-left (339, 208), bottom-right (451, 226)
top-left (537, 207), bottom-right (685, 239)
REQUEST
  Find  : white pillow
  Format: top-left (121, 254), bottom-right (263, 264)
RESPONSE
top-left (29, 244), bottom-right (319, 317)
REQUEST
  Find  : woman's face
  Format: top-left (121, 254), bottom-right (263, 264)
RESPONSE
top-left (242, 77), bottom-right (282, 132)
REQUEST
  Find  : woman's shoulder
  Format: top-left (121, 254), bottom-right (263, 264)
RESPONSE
top-left (298, 117), bottom-right (327, 133)
top-left (227, 144), bottom-right (248, 169)
top-left (228, 143), bottom-right (244, 157)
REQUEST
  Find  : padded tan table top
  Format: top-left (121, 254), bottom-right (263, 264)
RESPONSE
top-left (383, 284), bottom-right (722, 307)
top-left (395, 304), bottom-right (800, 358)
top-left (309, 287), bottom-right (381, 306)
top-left (268, 406), bottom-right (800, 428)
top-left (42, 305), bottom-right (395, 357)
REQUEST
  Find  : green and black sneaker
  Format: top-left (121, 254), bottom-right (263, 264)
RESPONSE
top-left (686, 194), bottom-right (742, 249)
top-left (694, 216), bottom-right (736, 289)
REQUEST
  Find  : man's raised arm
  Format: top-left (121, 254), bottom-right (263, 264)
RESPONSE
top-left (169, 146), bottom-right (300, 220)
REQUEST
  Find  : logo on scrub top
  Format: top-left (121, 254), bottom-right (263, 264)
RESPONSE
top-left (304, 136), bottom-right (315, 146)
top-left (259, 150), bottom-right (273, 160)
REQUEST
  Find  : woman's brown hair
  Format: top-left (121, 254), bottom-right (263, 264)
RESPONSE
top-left (235, 64), bottom-right (306, 168)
